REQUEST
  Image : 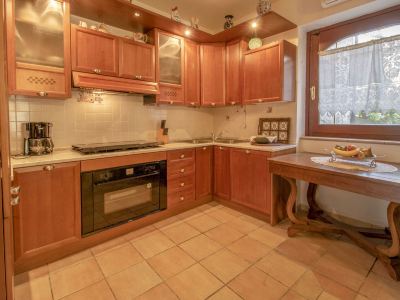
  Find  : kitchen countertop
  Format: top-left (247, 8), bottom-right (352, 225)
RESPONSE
top-left (11, 142), bottom-right (297, 169)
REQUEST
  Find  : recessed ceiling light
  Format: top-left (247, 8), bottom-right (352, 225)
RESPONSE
top-left (133, 11), bottom-right (141, 17)
top-left (184, 29), bottom-right (191, 36)
top-left (251, 21), bottom-right (258, 29)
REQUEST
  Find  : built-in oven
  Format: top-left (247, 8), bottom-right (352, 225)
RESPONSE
top-left (81, 161), bottom-right (167, 236)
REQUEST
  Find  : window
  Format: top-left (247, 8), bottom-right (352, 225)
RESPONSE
top-left (307, 6), bottom-right (400, 140)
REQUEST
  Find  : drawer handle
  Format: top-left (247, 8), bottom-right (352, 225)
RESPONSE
top-left (180, 154), bottom-right (185, 159)
top-left (43, 165), bottom-right (55, 171)
top-left (37, 91), bottom-right (48, 97)
top-left (93, 69), bottom-right (102, 74)
top-left (180, 182), bottom-right (185, 187)
top-left (135, 75), bottom-right (143, 80)
top-left (180, 196), bottom-right (185, 201)
top-left (246, 150), bottom-right (251, 154)
top-left (219, 146), bottom-right (223, 150)
top-left (257, 99), bottom-right (263, 103)
top-left (180, 168), bottom-right (185, 173)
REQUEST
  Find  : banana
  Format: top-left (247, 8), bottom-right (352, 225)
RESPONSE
top-left (333, 147), bottom-right (360, 157)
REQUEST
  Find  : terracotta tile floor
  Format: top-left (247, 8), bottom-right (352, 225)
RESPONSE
top-left (14, 202), bottom-right (400, 300)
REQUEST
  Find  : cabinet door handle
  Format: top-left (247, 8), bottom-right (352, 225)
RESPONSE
top-left (180, 168), bottom-right (185, 173)
top-left (37, 91), bottom-right (48, 97)
top-left (180, 196), bottom-right (185, 201)
top-left (230, 101), bottom-right (236, 105)
top-left (10, 196), bottom-right (20, 206)
top-left (135, 75), bottom-right (142, 80)
top-left (203, 147), bottom-right (207, 150)
top-left (246, 150), bottom-right (251, 154)
top-left (180, 182), bottom-right (185, 187)
top-left (211, 102), bottom-right (216, 106)
top-left (257, 99), bottom-right (263, 103)
top-left (93, 69), bottom-right (102, 74)
top-left (169, 101), bottom-right (174, 105)
top-left (10, 186), bottom-right (21, 196)
top-left (190, 102), bottom-right (195, 106)
top-left (219, 146), bottom-right (223, 150)
top-left (43, 165), bottom-right (55, 171)
top-left (180, 154), bottom-right (185, 159)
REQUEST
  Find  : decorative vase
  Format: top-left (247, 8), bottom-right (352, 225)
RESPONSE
top-left (224, 15), bottom-right (234, 30)
top-left (249, 37), bottom-right (263, 50)
top-left (257, 0), bottom-right (272, 16)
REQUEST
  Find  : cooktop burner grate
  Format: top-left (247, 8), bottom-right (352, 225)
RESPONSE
top-left (72, 141), bottom-right (160, 154)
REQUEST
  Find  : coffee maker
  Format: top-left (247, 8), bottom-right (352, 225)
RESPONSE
top-left (24, 122), bottom-right (54, 155)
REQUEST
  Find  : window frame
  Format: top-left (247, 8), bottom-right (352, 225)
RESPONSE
top-left (306, 5), bottom-right (400, 140)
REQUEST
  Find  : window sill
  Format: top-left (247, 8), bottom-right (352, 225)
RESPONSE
top-left (301, 136), bottom-right (400, 146)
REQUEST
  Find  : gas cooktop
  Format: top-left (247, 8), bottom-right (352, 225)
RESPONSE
top-left (72, 141), bottom-right (160, 154)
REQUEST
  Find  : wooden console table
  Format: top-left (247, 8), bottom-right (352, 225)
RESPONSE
top-left (269, 153), bottom-right (400, 280)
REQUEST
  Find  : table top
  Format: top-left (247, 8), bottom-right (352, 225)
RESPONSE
top-left (269, 153), bottom-right (400, 202)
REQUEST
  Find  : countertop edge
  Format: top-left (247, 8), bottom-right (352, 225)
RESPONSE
top-left (11, 142), bottom-right (297, 169)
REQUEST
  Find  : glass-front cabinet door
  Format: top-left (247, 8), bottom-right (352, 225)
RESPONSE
top-left (155, 30), bottom-right (185, 104)
top-left (6, 0), bottom-right (71, 98)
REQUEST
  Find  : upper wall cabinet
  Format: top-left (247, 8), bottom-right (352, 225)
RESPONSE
top-left (154, 29), bottom-right (185, 105)
top-left (119, 38), bottom-right (155, 82)
top-left (200, 43), bottom-right (226, 107)
top-left (184, 39), bottom-right (201, 106)
top-left (226, 39), bottom-right (247, 106)
top-left (71, 25), bottom-right (118, 77)
top-left (6, 0), bottom-right (71, 98)
top-left (243, 40), bottom-right (296, 104)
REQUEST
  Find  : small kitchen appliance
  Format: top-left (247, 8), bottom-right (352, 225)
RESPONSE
top-left (24, 122), bottom-right (54, 155)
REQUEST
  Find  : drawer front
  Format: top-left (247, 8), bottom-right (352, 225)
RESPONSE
top-left (16, 68), bottom-right (66, 96)
top-left (168, 149), bottom-right (195, 161)
top-left (168, 173), bottom-right (195, 193)
top-left (168, 189), bottom-right (195, 206)
top-left (158, 85), bottom-right (184, 104)
top-left (168, 159), bottom-right (195, 178)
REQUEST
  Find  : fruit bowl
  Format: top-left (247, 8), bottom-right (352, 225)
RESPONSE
top-left (330, 145), bottom-right (376, 167)
top-left (333, 147), bottom-right (360, 157)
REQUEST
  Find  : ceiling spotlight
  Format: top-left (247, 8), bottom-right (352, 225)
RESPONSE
top-left (184, 29), bottom-right (191, 36)
top-left (133, 11), bottom-right (141, 17)
top-left (251, 21), bottom-right (258, 29)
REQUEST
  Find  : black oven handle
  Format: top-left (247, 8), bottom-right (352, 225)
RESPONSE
top-left (94, 171), bottom-right (160, 186)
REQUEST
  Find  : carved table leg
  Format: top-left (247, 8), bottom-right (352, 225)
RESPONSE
top-left (377, 202), bottom-right (400, 257)
top-left (375, 202), bottom-right (400, 281)
top-left (281, 176), bottom-right (307, 226)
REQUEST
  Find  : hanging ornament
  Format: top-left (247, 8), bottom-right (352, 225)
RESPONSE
top-left (257, 0), bottom-right (272, 16)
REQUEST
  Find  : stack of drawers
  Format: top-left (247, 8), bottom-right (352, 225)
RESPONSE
top-left (167, 149), bottom-right (196, 206)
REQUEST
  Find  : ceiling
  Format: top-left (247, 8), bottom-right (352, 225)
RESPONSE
top-left (133, 0), bottom-right (280, 33)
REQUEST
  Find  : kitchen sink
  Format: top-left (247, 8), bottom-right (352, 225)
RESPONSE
top-left (181, 138), bottom-right (213, 144)
top-left (214, 138), bottom-right (248, 144)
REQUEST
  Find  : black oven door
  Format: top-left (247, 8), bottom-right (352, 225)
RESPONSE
top-left (81, 161), bottom-right (167, 236)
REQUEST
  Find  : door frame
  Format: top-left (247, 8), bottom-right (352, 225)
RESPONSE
top-left (0, 0), bottom-right (13, 298)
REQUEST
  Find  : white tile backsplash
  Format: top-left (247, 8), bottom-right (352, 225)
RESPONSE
top-left (9, 92), bottom-right (214, 155)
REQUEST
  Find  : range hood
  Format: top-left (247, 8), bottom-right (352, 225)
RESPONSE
top-left (72, 72), bottom-right (160, 95)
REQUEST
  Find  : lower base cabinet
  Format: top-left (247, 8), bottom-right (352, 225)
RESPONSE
top-left (13, 162), bottom-right (81, 262)
top-left (230, 149), bottom-right (271, 214)
top-left (196, 146), bottom-right (213, 200)
top-left (214, 146), bottom-right (230, 200)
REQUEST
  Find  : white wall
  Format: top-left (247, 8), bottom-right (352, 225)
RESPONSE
top-left (9, 92), bottom-right (214, 155)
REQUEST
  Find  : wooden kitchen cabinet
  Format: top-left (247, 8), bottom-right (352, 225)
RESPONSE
top-left (243, 40), bottom-right (296, 104)
top-left (196, 146), bottom-right (213, 200)
top-left (71, 25), bottom-right (119, 76)
top-left (6, 0), bottom-right (71, 98)
top-left (200, 43), bottom-right (226, 107)
top-left (154, 29), bottom-right (185, 105)
top-left (12, 162), bottom-right (81, 263)
top-left (119, 38), bottom-right (155, 82)
top-left (184, 39), bottom-right (201, 106)
top-left (230, 149), bottom-right (270, 214)
top-left (226, 40), bottom-right (247, 106)
top-left (167, 149), bottom-right (196, 207)
top-left (213, 146), bottom-right (230, 200)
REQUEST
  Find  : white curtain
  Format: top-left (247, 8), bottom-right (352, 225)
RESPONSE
top-left (318, 35), bottom-right (400, 125)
